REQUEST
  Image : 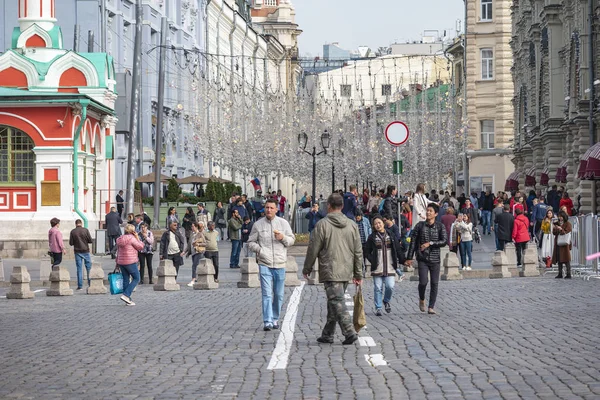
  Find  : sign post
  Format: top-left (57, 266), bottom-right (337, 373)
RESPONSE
top-left (385, 121), bottom-right (410, 223)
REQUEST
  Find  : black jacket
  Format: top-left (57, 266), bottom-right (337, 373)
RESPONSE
top-left (382, 196), bottom-right (398, 220)
top-left (160, 229), bottom-right (185, 259)
top-left (406, 220), bottom-right (448, 264)
top-left (365, 229), bottom-right (405, 273)
top-left (481, 194), bottom-right (495, 211)
top-left (241, 221), bottom-right (253, 243)
top-left (105, 211), bottom-right (123, 236)
top-left (496, 212), bottom-right (514, 242)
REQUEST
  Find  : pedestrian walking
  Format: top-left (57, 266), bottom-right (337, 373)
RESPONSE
top-left (228, 209), bottom-right (243, 268)
top-left (302, 193), bottom-right (362, 344)
top-left (48, 217), bottom-right (66, 266)
top-left (560, 192), bottom-right (574, 216)
top-left (196, 203), bottom-right (212, 228)
top-left (492, 199), bottom-right (504, 250)
top-left (540, 209), bottom-right (555, 267)
top-left (479, 189), bottom-right (495, 235)
top-left (382, 185), bottom-right (399, 225)
top-left (214, 202), bottom-right (227, 240)
top-left (342, 185), bottom-right (359, 219)
top-left (105, 206), bottom-right (122, 259)
top-left (460, 198), bottom-right (479, 227)
top-left (440, 207), bottom-right (456, 251)
top-left (204, 221), bottom-right (220, 283)
top-left (512, 207), bottom-right (531, 267)
top-left (248, 199), bottom-right (295, 331)
top-left (355, 208), bottom-right (372, 276)
top-left (185, 222), bottom-right (207, 286)
top-left (553, 211), bottom-right (573, 279)
top-left (496, 204), bottom-right (515, 251)
top-left (138, 223), bottom-right (154, 284)
top-left (165, 207), bottom-right (180, 229)
top-left (365, 215), bottom-right (404, 316)
top-left (182, 206), bottom-right (197, 241)
top-left (116, 224), bottom-right (144, 306)
top-left (68, 219), bottom-right (93, 290)
top-left (456, 214), bottom-right (474, 270)
top-left (160, 222), bottom-right (185, 278)
top-left (405, 203), bottom-right (447, 315)
top-left (241, 216), bottom-right (254, 257)
top-left (412, 183), bottom-right (435, 228)
top-left (306, 203), bottom-right (325, 233)
top-left (116, 190), bottom-right (125, 218)
top-left (532, 196), bottom-right (549, 243)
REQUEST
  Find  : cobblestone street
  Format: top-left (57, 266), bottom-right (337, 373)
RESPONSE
top-left (1, 267), bottom-right (599, 399)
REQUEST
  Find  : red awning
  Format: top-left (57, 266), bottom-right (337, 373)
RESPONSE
top-left (540, 166), bottom-right (550, 186)
top-left (555, 160), bottom-right (568, 183)
top-left (582, 142), bottom-right (600, 180)
top-left (525, 166), bottom-right (537, 187)
top-left (577, 147), bottom-right (595, 179)
top-left (505, 171), bottom-right (520, 191)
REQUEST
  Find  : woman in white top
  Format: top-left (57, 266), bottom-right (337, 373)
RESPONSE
top-left (457, 214), bottom-right (474, 270)
top-left (412, 183), bottom-right (435, 228)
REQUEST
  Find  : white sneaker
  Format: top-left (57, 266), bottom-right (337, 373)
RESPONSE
top-left (187, 281), bottom-right (195, 287)
top-left (466, 266), bottom-right (472, 271)
top-left (126, 301), bottom-right (136, 306)
top-left (120, 295), bottom-right (132, 305)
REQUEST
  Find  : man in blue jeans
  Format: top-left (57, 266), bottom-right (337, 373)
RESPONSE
top-left (479, 189), bottom-right (495, 235)
top-left (228, 209), bottom-right (243, 268)
top-left (248, 199), bottom-right (295, 331)
top-left (69, 219), bottom-right (93, 290)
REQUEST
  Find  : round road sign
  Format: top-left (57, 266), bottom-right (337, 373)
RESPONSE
top-left (384, 121), bottom-right (409, 146)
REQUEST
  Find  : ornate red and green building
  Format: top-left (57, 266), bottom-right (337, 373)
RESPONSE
top-left (0, 0), bottom-right (117, 257)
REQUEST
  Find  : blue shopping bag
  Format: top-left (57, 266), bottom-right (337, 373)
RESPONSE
top-left (108, 266), bottom-right (123, 295)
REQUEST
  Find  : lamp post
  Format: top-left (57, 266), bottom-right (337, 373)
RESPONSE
top-left (333, 138), bottom-right (345, 194)
top-left (298, 129), bottom-right (330, 205)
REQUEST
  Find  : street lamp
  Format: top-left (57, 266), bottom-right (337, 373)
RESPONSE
top-left (331, 137), bottom-right (345, 194)
top-left (298, 129), bottom-right (329, 205)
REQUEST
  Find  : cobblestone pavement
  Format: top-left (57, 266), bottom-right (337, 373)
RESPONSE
top-left (1, 270), bottom-right (599, 399)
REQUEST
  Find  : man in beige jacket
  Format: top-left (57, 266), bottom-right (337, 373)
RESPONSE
top-left (303, 193), bottom-right (363, 345)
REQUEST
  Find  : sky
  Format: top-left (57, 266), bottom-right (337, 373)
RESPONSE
top-left (294, 0), bottom-right (465, 57)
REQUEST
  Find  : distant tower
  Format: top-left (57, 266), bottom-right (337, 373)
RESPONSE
top-left (13, 0), bottom-right (62, 49)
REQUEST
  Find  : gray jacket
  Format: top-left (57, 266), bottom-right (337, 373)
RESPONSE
top-left (247, 216), bottom-right (295, 268)
top-left (302, 212), bottom-right (363, 282)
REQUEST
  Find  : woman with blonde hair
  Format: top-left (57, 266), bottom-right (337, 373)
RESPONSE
top-left (116, 224), bottom-right (144, 305)
top-left (185, 222), bottom-right (207, 286)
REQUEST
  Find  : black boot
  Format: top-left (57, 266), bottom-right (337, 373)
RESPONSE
top-left (555, 264), bottom-right (563, 279)
top-left (565, 263), bottom-right (572, 279)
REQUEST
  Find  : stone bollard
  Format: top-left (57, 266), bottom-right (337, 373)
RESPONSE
top-left (0, 257), bottom-right (4, 282)
top-left (520, 246), bottom-right (540, 277)
top-left (307, 259), bottom-right (322, 285)
top-left (46, 266), bottom-right (74, 296)
top-left (503, 243), bottom-right (518, 268)
top-left (409, 262), bottom-right (420, 281)
top-left (238, 257), bottom-right (260, 288)
top-left (153, 259), bottom-right (180, 291)
top-left (87, 263), bottom-right (107, 294)
top-left (194, 259), bottom-right (218, 290)
top-left (441, 252), bottom-right (463, 281)
top-left (285, 256), bottom-right (302, 287)
top-left (39, 255), bottom-right (52, 285)
top-left (6, 266), bottom-right (34, 299)
top-left (489, 251), bottom-right (512, 279)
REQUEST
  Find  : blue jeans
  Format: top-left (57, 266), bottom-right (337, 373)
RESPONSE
top-left (120, 262), bottom-right (140, 298)
top-left (259, 265), bottom-right (286, 325)
top-left (459, 240), bottom-right (473, 267)
top-left (373, 275), bottom-right (395, 310)
top-left (481, 210), bottom-right (492, 234)
top-left (74, 252), bottom-right (92, 288)
top-left (230, 240), bottom-right (242, 267)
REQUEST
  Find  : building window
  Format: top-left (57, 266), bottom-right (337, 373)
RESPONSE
top-left (381, 84), bottom-right (392, 96)
top-left (0, 126), bottom-right (35, 184)
top-left (264, 0), bottom-right (277, 6)
top-left (481, 48), bottom-right (494, 80)
top-left (340, 84), bottom-right (352, 98)
top-left (480, 120), bottom-right (495, 149)
top-left (481, 0), bottom-right (493, 21)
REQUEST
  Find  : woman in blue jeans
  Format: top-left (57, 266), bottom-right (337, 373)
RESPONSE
top-left (457, 214), bottom-right (474, 270)
top-left (116, 224), bottom-right (144, 305)
top-left (365, 215), bottom-right (405, 316)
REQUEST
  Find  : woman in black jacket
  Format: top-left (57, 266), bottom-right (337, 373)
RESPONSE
top-left (365, 215), bottom-right (405, 316)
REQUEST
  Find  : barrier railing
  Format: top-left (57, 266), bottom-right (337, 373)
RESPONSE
top-left (569, 215), bottom-right (599, 278)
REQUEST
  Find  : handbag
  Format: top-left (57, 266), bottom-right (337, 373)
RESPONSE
top-left (557, 232), bottom-right (571, 246)
top-left (193, 239), bottom-right (206, 253)
top-left (473, 226), bottom-right (481, 244)
top-left (353, 285), bottom-right (367, 333)
top-left (108, 265), bottom-right (123, 295)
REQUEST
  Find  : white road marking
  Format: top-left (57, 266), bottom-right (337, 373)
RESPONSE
top-left (0, 288), bottom-right (45, 298)
top-left (359, 336), bottom-right (376, 347)
top-left (267, 282), bottom-right (305, 370)
top-left (364, 354), bottom-right (387, 366)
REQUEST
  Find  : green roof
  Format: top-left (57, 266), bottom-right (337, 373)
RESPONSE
top-left (398, 84), bottom-right (450, 112)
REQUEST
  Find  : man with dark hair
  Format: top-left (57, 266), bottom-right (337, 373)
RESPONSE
top-left (69, 219), bottom-right (93, 290)
top-left (160, 222), bottom-right (185, 278)
top-left (105, 206), bottom-right (122, 259)
top-left (116, 190), bottom-right (125, 217)
top-left (406, 203), bottom-right (447, 315)
top-left (495, 204), bottom-right (515, 251)
top-left (303, 193), bottom-right (362, 345)
top-left (492, 199), bottom-right (505, 250)
top-left (228, 208), bottom-right (243, 268)
top-left (547, 185), bottom-right (559, 213)
top-left (342, 184), bottom-right (359, 219)
top-left (48, 217), bottom-right (65, 266)
top-left (248, 198), bottom-right (295, 331)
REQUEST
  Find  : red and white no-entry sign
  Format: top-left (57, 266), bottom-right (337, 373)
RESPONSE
top-left (384, 121), bottom-right (409, 146)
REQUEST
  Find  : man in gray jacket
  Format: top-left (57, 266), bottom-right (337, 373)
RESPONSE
top-left (303, 193), bottom-right (363, 345)
top-left (248, 198), bottom-right (295, 331)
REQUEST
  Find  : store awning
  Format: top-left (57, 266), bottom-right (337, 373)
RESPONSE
top-left (555, 160), bottom-right (568, 183)
top-left (582, 142), bottom-right (600, 180)
top-left (505, 171), bottom-right (520, 191)
top-left (540, 166), bottom-right (550, 186)
top-left (577, 146), bottom-right (595, 179)
top-left (525, 166), bottom-right (537, 187)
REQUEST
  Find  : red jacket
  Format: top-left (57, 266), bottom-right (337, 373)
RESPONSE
top-left (559, 198), bottom-right (574, 216)
top-left (512, 214), bottom-right (531, 243)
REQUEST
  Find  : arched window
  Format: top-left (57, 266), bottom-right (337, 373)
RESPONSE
top-left (0, 126), bottom-right (35, 184)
